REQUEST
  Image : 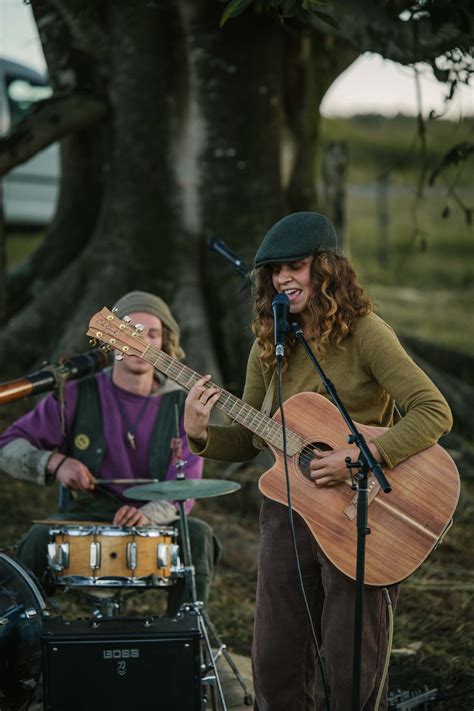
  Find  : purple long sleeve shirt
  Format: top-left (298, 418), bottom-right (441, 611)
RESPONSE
top-left (0, 372), bottom-right (203, 512)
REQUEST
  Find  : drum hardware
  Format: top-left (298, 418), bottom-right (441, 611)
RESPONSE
top-left (124, 438), bottom-right (252, 710)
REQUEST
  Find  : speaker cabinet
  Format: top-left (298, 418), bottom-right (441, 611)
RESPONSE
top-left (41, 613), bottom-right (202, 710)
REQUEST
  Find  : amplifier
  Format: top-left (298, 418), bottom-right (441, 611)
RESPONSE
top-left (41, 612), bottom-right (202, 711)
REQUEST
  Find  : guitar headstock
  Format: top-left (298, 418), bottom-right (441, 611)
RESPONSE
top-left (86, 307), bottom-right (149, 359)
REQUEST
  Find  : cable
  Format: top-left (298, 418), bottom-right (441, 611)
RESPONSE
top-left (276, 359), bottom-right (331, 711)
top-left (431, 688), bottom-right (474, 703)
top-left (374, 587), bottom-right (394, 711)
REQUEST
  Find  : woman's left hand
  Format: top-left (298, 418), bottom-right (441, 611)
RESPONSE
top-left (113, 505), bottom-right (151, 527)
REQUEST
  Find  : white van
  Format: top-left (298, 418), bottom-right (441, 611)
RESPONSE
top-left (0, 57), bottom-right (59, 225)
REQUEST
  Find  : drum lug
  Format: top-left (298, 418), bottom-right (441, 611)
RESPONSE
top-left (0, 617), bottom-right (9, 626)
top-left (127, 542), bottom-right (137, 570)
top-left (171, 544), bottom-right (181, 571)
top-left (90, 542), bottom-right (101, 570)
top-left (24, 608), bottom-right (38, 620)
top-left (47, 542), bottom-right (69, 571)
top-left (157, 543), bottom-right (169, 569)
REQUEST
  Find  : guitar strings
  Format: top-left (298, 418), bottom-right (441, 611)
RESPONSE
top-left (119, 334), bottom-right (341, 475)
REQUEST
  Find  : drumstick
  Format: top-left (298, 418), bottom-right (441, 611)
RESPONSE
top-left (92, 478), bottom-right (160, 485)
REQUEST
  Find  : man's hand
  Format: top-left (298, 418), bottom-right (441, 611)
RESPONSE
top-left (48, 454), bottom-right (95, 491)
top-left (184, 375), bottom-right (220, 445)
top-left (113, 505), bottom-right (151, 527)
top-left (310, 443), bottom-right (383, 487)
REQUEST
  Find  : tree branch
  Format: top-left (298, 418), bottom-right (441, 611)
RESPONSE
top-left (0, 93), bottom-right (106, 176)
top-left (308, 0), bottom-right (473, 66)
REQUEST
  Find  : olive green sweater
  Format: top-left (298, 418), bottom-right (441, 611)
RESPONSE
top-left (190, 313), bottom-right (452, 469)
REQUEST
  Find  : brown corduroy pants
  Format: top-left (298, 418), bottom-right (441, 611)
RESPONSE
top-left (252, 499), bottom-right (399, 711)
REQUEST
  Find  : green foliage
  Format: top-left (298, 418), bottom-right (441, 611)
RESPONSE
top-left (220, 0), bottom-right (254, 27)
top-left (220, 0), bottom-right (339, 26)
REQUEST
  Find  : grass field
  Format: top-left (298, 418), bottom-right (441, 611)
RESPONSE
top-left (7, 115), bottom-right (473, 354)
top-left (321, 114), bottom-right (474, 187)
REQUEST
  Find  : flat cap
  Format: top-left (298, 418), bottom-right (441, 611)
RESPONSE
top-left (112, 290), bottom-right (180, 336)
top-left (255, 212), bottom-right (338, 267)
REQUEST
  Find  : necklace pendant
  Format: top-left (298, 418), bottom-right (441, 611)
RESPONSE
top-left (126, 431), bottom-right (136, 450)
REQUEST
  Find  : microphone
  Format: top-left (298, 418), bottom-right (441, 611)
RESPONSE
top-left (272, 292), bottom-right (290, 361)
top-left (0, 349), bottom-right (109, 406)
top-left (208, 238), bottom-right (252, 290)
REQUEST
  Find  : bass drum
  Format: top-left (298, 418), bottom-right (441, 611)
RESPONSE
top-left (0, 552), bottom-right (47, 710)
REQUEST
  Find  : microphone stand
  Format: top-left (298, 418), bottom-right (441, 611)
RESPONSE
top-left (208, 239), bottom-right (252, 291)
top-left (171, 409), bottom-right (252, 710)
top-left (289, 318), bottom-right (391, 711)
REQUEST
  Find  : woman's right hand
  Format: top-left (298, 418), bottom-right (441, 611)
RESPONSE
top-left (184, 375), bottom-right (221, 446)
top-left (47, 453), bottom-right (95, 491)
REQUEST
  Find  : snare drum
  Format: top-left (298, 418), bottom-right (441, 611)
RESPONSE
top-left (47, 525), bottom-right (182, 588)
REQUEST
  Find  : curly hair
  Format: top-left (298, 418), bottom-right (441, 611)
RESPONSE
top-left (162, 326), bottom-right (185, 361)
top-left (252, 251), bottom-right (372, 369)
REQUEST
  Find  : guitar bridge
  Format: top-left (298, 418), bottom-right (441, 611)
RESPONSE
top-left (344, 476), bottom-right (381, 521)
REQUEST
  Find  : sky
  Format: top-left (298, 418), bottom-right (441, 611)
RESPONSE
top-left (1, 0), bottom-right (473, 120)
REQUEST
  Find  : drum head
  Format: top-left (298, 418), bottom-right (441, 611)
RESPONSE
top-left (0, 553), bottom-right (46, 710)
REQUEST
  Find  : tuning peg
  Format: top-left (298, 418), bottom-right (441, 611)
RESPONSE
top-left (123, 316), bottom-right (131, 323)
top-left (89, 339), bottom-right (98, 347)
top-left (101, 345), bottom-right (111, 353)
top-left (115, 353), bottom-right (124, 361)
top-left (134, 323), bottom-right (144, 332)
top-left (112, 307), bottom-right (118, 313)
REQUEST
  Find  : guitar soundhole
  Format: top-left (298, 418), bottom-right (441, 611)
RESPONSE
top-left (298, 442), bottom-right (333, 480)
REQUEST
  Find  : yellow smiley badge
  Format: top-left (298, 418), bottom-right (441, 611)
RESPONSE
top-left (74, 434), bottom-right (90, 450)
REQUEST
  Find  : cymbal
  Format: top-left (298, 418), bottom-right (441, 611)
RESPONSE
top-left (124, 479), bottom-right (241, 501)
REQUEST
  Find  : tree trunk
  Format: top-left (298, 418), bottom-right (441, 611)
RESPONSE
top-left (0, 1), bottom-right (364, 389)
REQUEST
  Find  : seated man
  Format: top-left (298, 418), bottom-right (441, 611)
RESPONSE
top-left (0, 290), bottom-right (220, 613)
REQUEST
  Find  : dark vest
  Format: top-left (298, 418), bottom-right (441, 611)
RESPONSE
top-left (69, 375), bottom-right (186, 481)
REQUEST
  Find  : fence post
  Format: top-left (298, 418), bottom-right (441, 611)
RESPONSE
top-left (376, 173), bottom-right (390, 268)
top-left (322, 140), bottom-right (348, 253)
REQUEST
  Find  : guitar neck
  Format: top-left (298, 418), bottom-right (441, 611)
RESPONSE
top-left (144, 344), bottom-right (301, 454)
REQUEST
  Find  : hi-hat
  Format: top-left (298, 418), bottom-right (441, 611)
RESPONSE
top-left (124, 478), bottom-right (241, 501)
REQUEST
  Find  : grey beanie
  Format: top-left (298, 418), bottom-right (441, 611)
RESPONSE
top-left (255, 212), bottom-right (338, 267)
top-left (112, 290), bottom-right (180, 336)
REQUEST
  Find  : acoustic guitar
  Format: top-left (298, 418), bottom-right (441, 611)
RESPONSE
top-left (87, 308), bottom-right (460, 586)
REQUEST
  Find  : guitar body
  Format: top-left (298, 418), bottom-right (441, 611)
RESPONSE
top-left (258, 392), bottom-right (460, 586)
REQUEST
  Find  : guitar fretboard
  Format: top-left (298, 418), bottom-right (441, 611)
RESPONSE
top-left (146, 345), bottom-right (303, 456)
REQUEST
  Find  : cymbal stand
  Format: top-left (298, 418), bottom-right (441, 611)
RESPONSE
top-left (173, 445), bottom-right (252, 709)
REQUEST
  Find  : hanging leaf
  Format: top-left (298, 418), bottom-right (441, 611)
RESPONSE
top-left (220, 0), bottom-right (255, 27)
top-left (428, 141), bottom-right (474, 186)
top-left (311, 9), bottom-right (340, 29)
top-left (441, 205), bottom-right (450, 219)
